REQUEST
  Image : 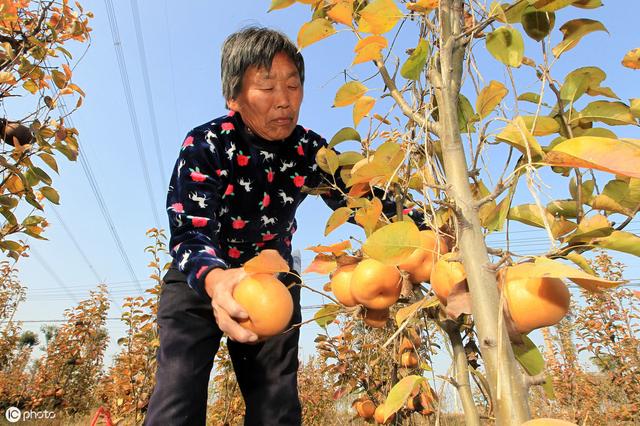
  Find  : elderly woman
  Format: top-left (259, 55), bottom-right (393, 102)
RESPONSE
top-left (145, 26), bottom-right (424, 425)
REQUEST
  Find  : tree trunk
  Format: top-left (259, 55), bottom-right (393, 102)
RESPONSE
top-left (434, 1), bottom-right (531, 424)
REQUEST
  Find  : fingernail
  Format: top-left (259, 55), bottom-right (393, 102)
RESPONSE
top-left (249, 335), bottom-right (258, 343)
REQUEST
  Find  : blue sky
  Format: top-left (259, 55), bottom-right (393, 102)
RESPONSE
top-left (13, 0), bottom-right (640, 367)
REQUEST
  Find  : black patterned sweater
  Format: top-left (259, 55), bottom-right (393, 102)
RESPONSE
top-left (166, 111), bottom-right (425, 300)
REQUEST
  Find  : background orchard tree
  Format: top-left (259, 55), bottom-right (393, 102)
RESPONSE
top-left (0, 0), bottom-right (91, 260)
top-left (272, 0), bottom-right (639, 424)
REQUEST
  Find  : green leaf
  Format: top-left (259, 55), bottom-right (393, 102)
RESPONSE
top-left (40, 186), bottom-right (60, 204)
top-left (400, 38), bottom-right (430, 80)
top-left (476, 80), bottom-right (508, 119)
top-left (0, 240), bottom-right (23, 252)
top-left (546, 137), bottom-right (640, 179)
top-left (563, 252), bottom-right (596, 275)
top-left (31, 167), bottom-right (52, 185)
top-left (592, 231), bottom-right (640, 257)
top-left (362, 221), bottom-right (421, 265)
top-left (329, 127), bottom-right (361, 148)
top-left (382, 375), bottom-right (425, 422)
top-left (512, 335), bottom-right (555, 399)
top-left (458, 94), bottom-right (477, 133)
top-left (23, 79), bottom-right (38, 94)
top-left (567, 214), bottom-right (612, 243)
top-left (546, 200), bottom-right (577, 218)
top-left (337, 151), bottom-right (364, 166)
top-left (314, 304), bottom-right (341, 327)
top-left (560, 66), bottom-right (604, 103)
top-left (521, 6), bottom-right (555, 41)
top-left (22, 215), bottom-right (45, 226)
top-left (569, 178), bottom-right (594, 203)
top-left (518, 92), bottom-right (542, 104)
top-left (316, 147), bottom-right (340, 176)
top-left (51, 69), bottom-right (67, 89)
top-left (590, 178), bottom-right (640, 216)
top-left (486, 27), bottom-right (525, 67)
top-left (552, 19), bottom-right (608, 58)
top-left (0, 208), bottom-right (17, 226)
top-left (490, 1), bottom-right (529, 24)
top-left (571, 101), bottom-right (636, 126)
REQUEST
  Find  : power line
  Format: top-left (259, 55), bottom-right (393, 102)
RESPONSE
top-left (103, 0), bottom-right (161, 228)
top-left (130, 0), bottom-right (167, 191)
top-left (29, 248), bottom-right (80, 304)
top-left (50, 205), bottom-right (103, 284)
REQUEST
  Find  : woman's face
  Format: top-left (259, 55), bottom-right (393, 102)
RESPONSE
top-left (227, 52), bottom-right (303, 141)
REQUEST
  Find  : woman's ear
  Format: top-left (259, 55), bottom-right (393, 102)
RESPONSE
top-left (227, 98), bottom-right (240, 112)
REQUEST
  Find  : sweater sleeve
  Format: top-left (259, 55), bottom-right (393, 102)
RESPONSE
top-left (167, 130), bottom-right (228, 299)
top-left (308, 136), bottom-right (429, 230)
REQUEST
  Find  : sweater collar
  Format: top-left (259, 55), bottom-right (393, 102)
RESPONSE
top-left (232, 112), bottom-right (300, 154)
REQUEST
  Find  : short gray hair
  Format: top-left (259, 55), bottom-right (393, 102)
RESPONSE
top-left (221, 26), bottom-right (305, 103)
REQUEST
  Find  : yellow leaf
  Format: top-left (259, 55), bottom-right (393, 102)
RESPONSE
top-left (506, 257), bottom-right (622, 292)
top-left (0, 71), bottom-right (16, 85)
top-left (334, 81), bottom-right (368, 107)
top-left (622, 48), bottom-right (640, 70)
top-left (496, 116), bottom-right (544, 158)
top-left (354, 197), bottom-right (383, 236)
top-left (306, 240), bottom-right (352, 254)
top-left (316, 146), bottom-right (340, 175)
top-left (353, 95), bottom-right (375, 127)
top-left (353, 35), bottom-right (388, 65)
top-left (520, 116), bottom-right (561, 136)
top-left (395, 296), bottom-right (439, 325)
top-left (566, 213), bottom-right (611, 243)
top-left (304, 254), bottom-right (337, 274)
top-left (552, 19), bottom-right (607, 58)
top-left (325, 207), bottom-right (352, 236)
top-left (362, 221), bottom-right (422, 265)
top-left (243, 249), bottom-right (290, 274)
top-left (545, 137), bottom-right (640, 179)
top-left (297, 18), bottom-right (336, 49)
top-left (327, 0), bottom-right (353, 26)
top-left (476, 80), bottom-right (508, 119)
top-left (358, 0), bottom-right (403, 35)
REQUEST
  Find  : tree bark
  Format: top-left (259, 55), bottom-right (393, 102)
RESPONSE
top-left (444, 322), bottom-right (481, 426)
top-left (434, 1), bottom-right (531, 424)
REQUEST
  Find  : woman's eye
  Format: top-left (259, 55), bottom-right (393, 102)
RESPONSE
top-left (262, 87), bottom-right (274, 91)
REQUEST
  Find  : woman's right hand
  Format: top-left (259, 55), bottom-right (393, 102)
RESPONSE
top-left (204, 267), bottom-right (259, 343)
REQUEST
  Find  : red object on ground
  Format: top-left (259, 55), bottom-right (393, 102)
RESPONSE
top-left (90, 406), bottom-right (113, 426)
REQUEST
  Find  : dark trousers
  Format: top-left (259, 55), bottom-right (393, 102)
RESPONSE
top-left (144, 267), bottom-right (302, 426)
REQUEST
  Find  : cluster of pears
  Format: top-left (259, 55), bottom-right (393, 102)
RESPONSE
top-left (330, 230), bottom-right (571, 335)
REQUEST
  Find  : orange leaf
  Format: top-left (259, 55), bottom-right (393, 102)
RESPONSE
top-left (307, 240), bottom-right (352, 254)
top-left (327, 0), bottom-right (354, 27)
top-left (297, 18), bottom-right (336, 49)
top-left (353, 95), bottom-right (375, 127)
top-left (622, 48), bottom-right (640, 70)
top-left (354, 197), bottom-right (383, 236)
top-left (353, 35), bottom-right (388, 65)
top-left (348, 183), bottom-right (371, 198)
top-left (243, 249), bottom-right (290, 274)
top-left (304, 254), bottom-right (337, 274)
top-left (406, 0), bottom-right (439, 13)
top-left (358, 0), bottom-right (403, 35)
top-left (545, 137), bottom-right (640, 179)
